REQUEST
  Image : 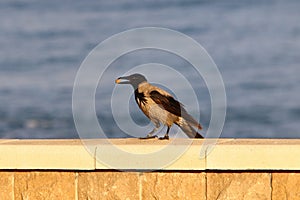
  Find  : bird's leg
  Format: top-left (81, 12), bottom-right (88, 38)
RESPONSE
top-left (139, 122), bottom-right (160, 139)
top-left (139, 127), bottom-right (158, 139)
top-left (159, 126), bottom-right (170, 140)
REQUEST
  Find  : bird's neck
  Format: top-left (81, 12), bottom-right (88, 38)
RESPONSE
top-left (131, 81), bottom-right (147, 90)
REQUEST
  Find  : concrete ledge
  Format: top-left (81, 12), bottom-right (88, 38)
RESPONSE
top-left (0, 139), bottom-right (299, 170)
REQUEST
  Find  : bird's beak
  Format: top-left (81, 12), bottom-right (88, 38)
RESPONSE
top-left (115, 77), bottom-right (130, 84)
top-left (115, 78), bottom-right (122, 84)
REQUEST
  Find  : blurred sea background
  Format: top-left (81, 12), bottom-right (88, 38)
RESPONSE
top-left (0, 0), bottom-right (299, 139)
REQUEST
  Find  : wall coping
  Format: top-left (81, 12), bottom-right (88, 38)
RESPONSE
top-left (0, 139), bottom-right (299, 170)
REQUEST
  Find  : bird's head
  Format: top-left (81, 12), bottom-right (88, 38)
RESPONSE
top-left (115, 73), bottom-right (147, 88)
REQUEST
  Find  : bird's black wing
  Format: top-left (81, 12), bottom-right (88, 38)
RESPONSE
top-left (149, 90), bottom-right (183, 117)
top-left (150, 90), bottom-right (202, 129)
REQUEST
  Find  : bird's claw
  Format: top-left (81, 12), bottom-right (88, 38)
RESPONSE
top-left (139, 135), bottom-right (158, 139)
top-left (158, 135), bottom-right (169, 140)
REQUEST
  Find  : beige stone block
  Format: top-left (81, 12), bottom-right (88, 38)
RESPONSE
top-left (78, 172), bottom-right (139, 200)
top-left (206, 139), bottom-right (300, 170)
top-left (272, 173), bottom-right (300, 200)
top-left (141, 172), bottom-right (206, 200)
top-left (207, 172), bottom-right (271, 200)
top-left (14, 171), bottom-right (75, 200)
top-left (0, 172), bottom-right (13, 200)
top-left (96, 139), bottom-right (206, 170)
top-left (0, 139), bottom-right (95, 170)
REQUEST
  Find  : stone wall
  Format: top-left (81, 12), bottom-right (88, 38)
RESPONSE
top-left (0, 139), bottom-right (300, 199)
top-left (1, 171), bottom-right (300, 199)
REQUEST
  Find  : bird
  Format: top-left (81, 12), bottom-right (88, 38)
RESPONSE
top-left (115, 73), bottom-right (203, 140)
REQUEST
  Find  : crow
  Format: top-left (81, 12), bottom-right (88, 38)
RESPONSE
top-left (115, 73), bottom-right (203, 139)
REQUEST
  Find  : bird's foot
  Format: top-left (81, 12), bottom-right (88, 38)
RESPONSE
top-left (139, 135), bottom-right (158, 139)
top-left (158, 135), bottom-right (169, 140)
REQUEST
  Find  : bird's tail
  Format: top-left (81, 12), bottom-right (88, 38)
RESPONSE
top-left (176, 118), bottom-right (203, 138)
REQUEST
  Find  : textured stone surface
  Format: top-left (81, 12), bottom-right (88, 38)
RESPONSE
top-left (14, 171), bottom-right (75, 200)
top-left (207, 172), bottom-right (271, 200)
top-left (272, 172), bottom-right (300, 200)
top-left (78, 171), bottom-right (139, 200)
top-left (0, 172), bottom-right (13, 199)
top-left (3, 170), bottom-right (300, 199)
top-left (141, 172), bottom-right (206, 200)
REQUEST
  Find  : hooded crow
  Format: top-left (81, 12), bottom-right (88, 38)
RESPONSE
top-left (115, 73), bottom-right (203, 139)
